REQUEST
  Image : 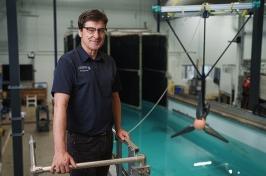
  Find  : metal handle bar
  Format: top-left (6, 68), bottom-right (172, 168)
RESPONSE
top-left (31, 155), bottom-right (145, 175)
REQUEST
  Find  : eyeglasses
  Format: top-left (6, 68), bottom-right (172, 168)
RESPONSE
top-left (83, 27), bottom-right (107, 35)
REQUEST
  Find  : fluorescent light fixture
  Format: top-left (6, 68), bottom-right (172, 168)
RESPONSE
top-left (193, 161), bottom-right (212, 167)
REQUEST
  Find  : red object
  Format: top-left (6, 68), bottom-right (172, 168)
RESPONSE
top-left (243, 77), bottom-right (251, 89)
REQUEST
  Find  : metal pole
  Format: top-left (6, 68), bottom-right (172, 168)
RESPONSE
top-left (29, 136), bottom-right (37, 172)
top-left (249, 0), bottom-right (265, 110)
top-left (206, 15), bottom-right (251, 77)
top-left (156, 0), bottom-right (160, 32)
top-left (32, 155), bottom-right (145, 175)
top-left (53, 0), bottom-right (58, 68)
top-left (6, 0), bottom-right (24, 175)
top-left (165, 19), bottom-right (202, 77)
top-left (201, 10), bottom-right (208, 109)
top-left (234, 16), bottom-right (245, 106)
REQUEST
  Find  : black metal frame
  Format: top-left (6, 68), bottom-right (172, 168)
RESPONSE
top-left (249, 0), bottom-right (265, 110)
top-left (6, 0), bottom-right (24, 175)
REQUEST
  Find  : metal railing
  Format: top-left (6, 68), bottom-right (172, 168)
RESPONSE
top-left (29, 130), bottom-right (150, 176)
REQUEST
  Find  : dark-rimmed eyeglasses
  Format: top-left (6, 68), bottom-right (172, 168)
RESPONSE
top-left (83, 27), bottom-right (107, 35)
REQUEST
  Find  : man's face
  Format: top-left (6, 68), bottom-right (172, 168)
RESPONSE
top-left (79, 20), bottom-right (106, 52)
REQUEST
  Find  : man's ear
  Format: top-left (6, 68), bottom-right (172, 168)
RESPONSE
top-left (78, 29), bottom-right (82, 38)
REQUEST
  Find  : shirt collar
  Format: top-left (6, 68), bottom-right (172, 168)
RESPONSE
top-left (77, 46), bottom-right (104, 63)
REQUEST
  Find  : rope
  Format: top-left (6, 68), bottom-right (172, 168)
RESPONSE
top-left (128, 87), bottom-right (168, 134)
top-left (128, 16), bottom-right (201, 134)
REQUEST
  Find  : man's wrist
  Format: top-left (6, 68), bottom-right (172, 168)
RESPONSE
top-left (115, 127), bottom-right (122, 133)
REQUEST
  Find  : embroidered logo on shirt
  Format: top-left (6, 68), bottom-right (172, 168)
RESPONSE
top-left (78, 66), bottom-right (91, 72)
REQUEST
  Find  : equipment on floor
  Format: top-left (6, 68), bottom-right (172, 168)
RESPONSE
top-left (29, 130), bottom-right (150, 176)
top-left (35, 105), bottom-right (49, 132)
top-left (253, 102), bottom-right (266, 118)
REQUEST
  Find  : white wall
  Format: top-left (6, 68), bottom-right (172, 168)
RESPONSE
top-left (1, 0), bottom-right (266, 103)
top-left (0, 0), bottom-right (157, 102)
top-left (163, 14), bottom-right (266, 100)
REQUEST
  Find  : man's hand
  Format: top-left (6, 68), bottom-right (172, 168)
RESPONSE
top-left (116, 128), bottom-right (129, 141)
top-left (50, 151), bottom-right (76, 174)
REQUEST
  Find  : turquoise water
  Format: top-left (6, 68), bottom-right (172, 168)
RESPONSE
top-left (120, 102), bottom-right (266, 176)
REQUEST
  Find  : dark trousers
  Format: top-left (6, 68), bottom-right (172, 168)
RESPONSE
top-left (67, 132), bottom-right (113, 176)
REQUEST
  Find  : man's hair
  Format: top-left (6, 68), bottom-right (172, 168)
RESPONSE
top-left (78, 9), bottom-right (108, 29)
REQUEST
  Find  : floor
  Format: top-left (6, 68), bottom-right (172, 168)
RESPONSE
top-left (1, 123), bottom-right (64, 176)
top-left (0, 106), bottom-right (119, 176)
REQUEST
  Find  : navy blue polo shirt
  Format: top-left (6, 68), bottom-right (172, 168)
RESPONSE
top-left (51, 46), bottom-right (121, 135)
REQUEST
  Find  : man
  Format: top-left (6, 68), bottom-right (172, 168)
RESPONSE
top-left (241, 75), bottom-right (250, 109)
top-left (51, 9), bottom-right (129, 176)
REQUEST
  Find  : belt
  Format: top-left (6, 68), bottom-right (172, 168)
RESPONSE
top-left (68, 130), bottom-right (112, 138)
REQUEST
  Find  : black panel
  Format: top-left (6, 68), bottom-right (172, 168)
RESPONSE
top-left (75, 34), bottom-right (81, 47)
top-left (213, 67), bottom-right (220, 85)
top-left (119, 70), bottom-right (140, 107)
top-left (20, 65), bottom-right (33, 81)
top-left (109, 34), bottom-right (167, 108)
top-left (142, 69), bottom-right (167, 106)
top-left (100, 36), bottom-right (108, 53)
top-left (0, 74), bottom-right (2, 89)
top-left (64, 34), bottom-right (73, 53)
top-left (2, 64), bottom-right (33, 81)
top-left (110, 35), bottom-right (139, 69)
top-left (2, 65), bottom-right (9, 82)
top-left (142, 35), bottom-right (167, 71)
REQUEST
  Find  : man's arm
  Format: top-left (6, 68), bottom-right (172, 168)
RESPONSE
top-left (112, 92), bottom-right (129, 140)
top-left (51, 93), bottom-right (76, 173)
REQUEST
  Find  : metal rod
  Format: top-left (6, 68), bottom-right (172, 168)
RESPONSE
top-left (206, 15), bottom-right (252, 77)
top-left (202, 14), bottom-right (206, 77)
top-left (160, 3), bottom-right (254, 13)
top-left (53, 0), bottom-right (58, 68)
top-left (201, 10), bottom-right (207, 108)
top-left (165, 19), bottom-right (202, 77)
top-left (29, 135), bottom-right (145, 175)
top-left (157, 0), bottom-right (161, 32)
top-left (29, 136), bottom-right (36, 171)
top-left (117, 68), bottom-right (140, 72)
top-left (31, 155), bottom-right (145, 175)
top-left (115, 139), bottom-right (123, 176)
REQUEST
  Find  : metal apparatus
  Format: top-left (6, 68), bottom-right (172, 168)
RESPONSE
top-left (152, 2), bottom-right (262, 142)
top-left (29, 131), bottom-right (150, 176)
top-left (152, 2), bottom-right (262, 17)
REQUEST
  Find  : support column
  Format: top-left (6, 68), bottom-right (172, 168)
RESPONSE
top-left (156, 0), bottom-right (160, 32)
top-left (234, 16), bottom-right (245, 106)
top-left (53, 0), bottom-right (58, 68)
top-left (6, 0), bottom-right (24, 175)
top-left (249, 0), bottom-right (265, 110)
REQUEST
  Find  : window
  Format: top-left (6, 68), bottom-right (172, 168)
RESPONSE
top-left (182, 64), bottom-right (214, 80)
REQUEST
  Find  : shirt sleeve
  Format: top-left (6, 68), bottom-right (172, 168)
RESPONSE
top-left (51, 55), bottom-right (75, 96)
